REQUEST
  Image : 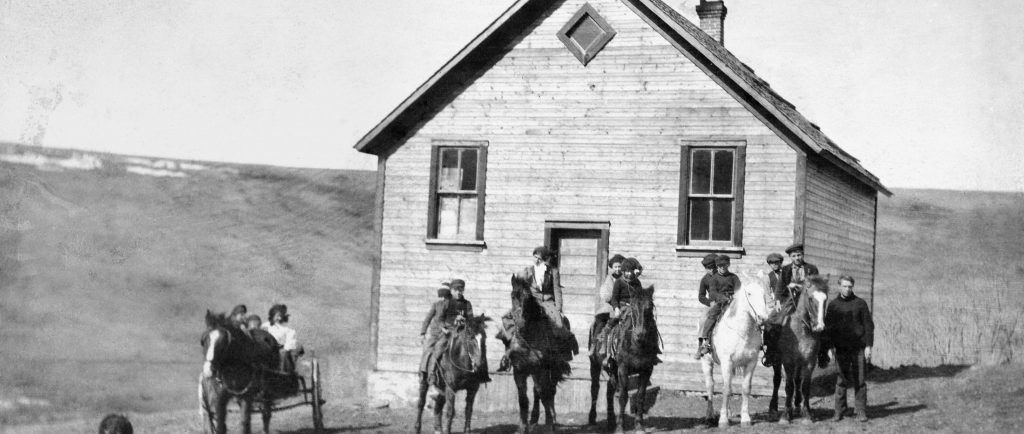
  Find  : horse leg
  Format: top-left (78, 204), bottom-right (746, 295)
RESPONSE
top-left (514, 372), bottom-right (530, 434)
top-left (443, 388), bottom-right (456, 434)
top-left (239, 397), bottom-right (252, 434)
top-left (701, 357), bottom-right (715, 426)
top-left (740, 363), bottom-right (756, 427)
top-left (718, 361), bottom-right (732, 428)
top-left (541, 377), bottom-right (558, 433)
top-left (415, 373), bottom-right (428, 434)
top-left (588, 355), bottom-right (601, 426)
top-left (433, 392), bottom-right (446, 434)
top-left (800, 364), bottom-right (815, 424)
top-left (606, 375), bottom-right (617, 431)
top-left (780, 364), bottom-right (794, 424)
top-left (530, 381), bottom-right (541, 425)
top-left (464, 385), bottom-right (478, 434)
top-left (261, 398), bottom-right (272, 434)
top-left (635, 368), bottom-right (652, 433)
top-left (615, 364), bottom-right (629, 433)
top-left (214, 389), bottom-right (228, 434)
top-left (768, 363), bottom-right (782, 418)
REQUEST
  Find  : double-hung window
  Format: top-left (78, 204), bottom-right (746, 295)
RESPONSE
top-left (678, 142), bottom-right (745, 252)
top-left (427, 141), bottom-right (487, 244)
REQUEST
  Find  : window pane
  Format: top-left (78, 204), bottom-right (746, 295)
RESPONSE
top-left (439, 149), bottom-right (460, 191)
top-left (711, 200), bottom-right (733, 241)
top-left (690, 150), bottom-right (711, 194)
top-left (689, 199), bottom-right (710, 241)
top-left (437, 196), bottom-right (459, 238)
top-left (568, 15), bottom-right (604, 50)
top-left (713, 150), bottom-right (734, 195)
top-left (458, 197), bottom-right (478, 240)
top-left (460, 149), bottom-right (477, 191)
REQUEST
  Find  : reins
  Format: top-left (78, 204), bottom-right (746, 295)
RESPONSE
top-left (446, 328), bottom-right (482, 373)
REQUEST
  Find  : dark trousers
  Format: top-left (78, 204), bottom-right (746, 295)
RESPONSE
top-left (700, 301), bottom-right (727, 339)
top-left (834, 346), bottom-right (867, 417)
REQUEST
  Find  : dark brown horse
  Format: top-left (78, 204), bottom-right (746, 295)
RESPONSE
top-left (592, 284), bottom-right (660, 433)
top-left (415, 314), bottom-right (491, 434)
top-left (199, 310), bottom-right (278, 434)
top-left (504, 274), bottom-right (572, 434)
top-left (768, 275), bottom-right (829, 425)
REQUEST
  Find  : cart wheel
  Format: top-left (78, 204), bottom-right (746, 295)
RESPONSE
top-left (311, 357), bottom-right (325, 432)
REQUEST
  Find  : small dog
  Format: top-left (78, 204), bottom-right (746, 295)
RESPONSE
top-left (98, 413), bottom-right (133, 434)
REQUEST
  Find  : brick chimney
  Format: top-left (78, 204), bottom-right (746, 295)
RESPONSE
top-left (695, 0), bottom-right (727, 44)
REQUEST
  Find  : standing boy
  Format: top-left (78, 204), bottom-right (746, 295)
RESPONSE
top-left (826, 275), bottom-right (874, 422)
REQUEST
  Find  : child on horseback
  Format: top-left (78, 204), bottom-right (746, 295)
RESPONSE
top-left (602, 257), bottom-right (650, 369)
top-left (423, 279), bottom-right (476, 398)
top-left (591, 254), bottom-right (625, 353)
top-left (694, 255), bottom-right (741, 359)
top-left (418, 282), bottom-right (452, 388)
top-left (695, 253), bottom-right (718, 357)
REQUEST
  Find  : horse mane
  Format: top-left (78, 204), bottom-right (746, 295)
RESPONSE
top-left (613, 284), bottom-right (661, 369)
top-left (506, 274), bottom-right (570, 383)
top-left (461, 314), bottom-right (491, 337)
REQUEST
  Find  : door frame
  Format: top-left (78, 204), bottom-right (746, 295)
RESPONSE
top-left (543, 221), bottom-right (610, 291)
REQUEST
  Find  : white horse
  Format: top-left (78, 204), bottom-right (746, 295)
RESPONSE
top-left (700, 269), bottom-right (770, 428)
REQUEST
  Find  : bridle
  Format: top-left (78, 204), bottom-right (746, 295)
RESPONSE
top-left (446, 325), bottom-right (484, 373)
top-left (741, 282), bottom-right (767, 326)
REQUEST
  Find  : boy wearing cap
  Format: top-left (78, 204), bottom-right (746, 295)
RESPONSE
top-left (695, 253), bottom-right (718, 351)
top-left (781, 243), bottom-right (820, 292)
top-left (419, 282), bottom-right (452, 380)
top-left (424, 279), bottom-right (475, 396)
top-left (762, 252), bottom-right (785, 366)
top-left (694, 255), bottom-right (741, 359)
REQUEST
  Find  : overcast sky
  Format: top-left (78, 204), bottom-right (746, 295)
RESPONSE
top-left (1, 0), bottom-right (1021, 191)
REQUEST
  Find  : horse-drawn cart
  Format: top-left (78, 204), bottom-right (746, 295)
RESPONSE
top-left (200, 353), bottom-right (325, 434)
top-left (252, 355), bottom-right (325, 431)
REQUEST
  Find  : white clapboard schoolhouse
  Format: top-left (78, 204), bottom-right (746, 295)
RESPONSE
top-left (354, 0), bottom-right (890, 410)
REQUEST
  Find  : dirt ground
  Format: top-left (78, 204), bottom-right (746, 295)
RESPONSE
top-left (8, 363), bottom-right (1022, 434)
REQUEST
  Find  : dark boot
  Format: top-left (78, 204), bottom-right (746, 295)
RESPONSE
top-left (497, 352), bottom-right (512, 372)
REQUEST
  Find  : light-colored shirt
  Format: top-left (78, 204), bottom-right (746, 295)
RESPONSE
top-left (595, 274), bottom-right (616, 315)
top-left (263, 323), bottom-right (298, 351)
top-left (533, 263), bottom-right (547, 288)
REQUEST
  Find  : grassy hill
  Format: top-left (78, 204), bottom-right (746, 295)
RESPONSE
top-left (0, 144), bottom-right (1021, 425)
top-left (873, 188), bottom-right (1024, 367)
top-left (0, 145), bottom-right (376, 424)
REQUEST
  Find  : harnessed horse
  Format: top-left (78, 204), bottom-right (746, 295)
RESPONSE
top-left (769, 275), bottom-right (829, 424)
top-left (505, 274), bottom-right (572, 434)
top-left (594, 283), bottom-right (661, 433)
top-left (415, 314), bottom-right (491, 434)
top-left (198, 311), bottom-right (277, 434)
top-left (700, 270), bottom-right (770, 428)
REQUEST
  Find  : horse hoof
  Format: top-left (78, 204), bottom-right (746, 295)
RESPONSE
top-left (740, 420), bottom-right (752, 428)
top-left (718, 419), bottom-right (730, 428)
top-left (778, 418), bottom-right (789, 425)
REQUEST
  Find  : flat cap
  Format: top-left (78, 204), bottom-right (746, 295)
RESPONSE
top-left (714, 255), bottom-right (731, 266)
top-left (766, 253), bottom-right (784, 263)
top-left (701, 253), bottom-right (718, 268)
top-left (785, 243), bottom-right (804, 254)
top-left (449, 279), bottom-right (466, 289)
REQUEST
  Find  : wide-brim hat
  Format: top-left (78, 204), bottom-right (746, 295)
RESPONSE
top-left (785, 243), bottom-right (804, 254)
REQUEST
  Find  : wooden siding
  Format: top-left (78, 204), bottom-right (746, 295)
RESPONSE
top-left (803, 156), bottom-right (877, 302)
top-left (374, 0), bottom-right (798, 394)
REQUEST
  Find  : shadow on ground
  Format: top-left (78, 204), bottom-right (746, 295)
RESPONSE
top-left (278, 423), bottom-right (390, 434)
top-left (867, 364), bottom-right (970, 383)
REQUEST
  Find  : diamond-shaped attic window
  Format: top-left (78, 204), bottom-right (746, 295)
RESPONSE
top-left (557, 3), bottom-right (616, 66)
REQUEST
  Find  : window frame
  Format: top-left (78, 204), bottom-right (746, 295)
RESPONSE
top-left (556, 3), bottom-right (616, 67)
top-left (677, 141), bottom-right (746, 256)
top-left (426, 140), bottom-right (488, 249)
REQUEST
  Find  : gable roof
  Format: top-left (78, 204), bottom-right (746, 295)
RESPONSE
top-left (354, 0), bottom-right (890, 196)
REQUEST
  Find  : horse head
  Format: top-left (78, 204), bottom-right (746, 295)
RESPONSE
top-left (626, 284), bottom-right (657, 346)
top-left (509, 273), bottom-right (542, 322)
top-left (799, 275), bottom-right (829, 333)
top-left (450, 314), bottom-right (491, 374)
top-left (736, 269), bottom-right (770, 325)
top-left (201, 310), bottom-right (231, 378)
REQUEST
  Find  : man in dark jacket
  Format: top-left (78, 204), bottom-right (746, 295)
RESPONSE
top-left (825, 275), bottom-right (874, 422)
top-left (423, 279), bottom-right (474, 396)
top-left (694, 255), bottom-right (740, 359)
top-left (419, 282), bottom-right (452, 376)
top-left (761, 252), bottom-right (785, 366)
